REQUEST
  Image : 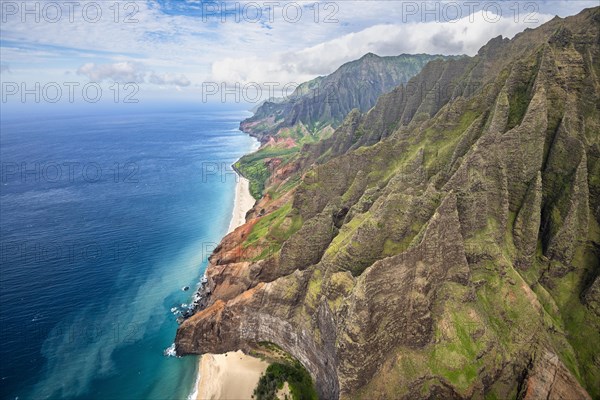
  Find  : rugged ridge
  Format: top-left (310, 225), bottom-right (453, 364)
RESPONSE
top-left (176, 8), bottom-right (600, 399)
top-left (234, 54), bottom-right (460, 199)
top-left (241, 53), bottom-right (456, 143)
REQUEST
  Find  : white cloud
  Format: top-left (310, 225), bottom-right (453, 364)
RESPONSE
top-left (75, 62), bottom-right (193, 88)
top-left (210, 11), bottom-right (555, 85)
top-left (77, 62), bottom-right (145, 82)
top-left (148, 72), bottom-right (191, 87)
top-left (1, 1), bottom-right (596, 97)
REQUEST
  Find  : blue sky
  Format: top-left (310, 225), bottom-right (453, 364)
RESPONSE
top-left (0, 0), bottom-right (597, 103)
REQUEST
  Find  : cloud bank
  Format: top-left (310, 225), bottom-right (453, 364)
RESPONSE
top-left (2, 1), bottom-right (596, 96)
top-left (76, 62), bottom-right (191, 87)
top-left (149, 72), bottom-right (191, 87)
top-left (210, 11), bottom-right (554, 85)
top-left (77, 62), bottom-right (145, 83)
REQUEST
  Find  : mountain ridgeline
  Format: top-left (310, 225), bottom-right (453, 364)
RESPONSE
top-left (241, 53), bottom-right (454, 142)
top-left (176, 7), bottom-right (600, 400)
top-left (235, 54), bottom-right (457, 199)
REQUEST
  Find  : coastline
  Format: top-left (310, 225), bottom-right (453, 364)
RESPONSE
top-left (227, 175), bottom-right (255, 234)
top-left (192, 171), bottom-right (268, 400)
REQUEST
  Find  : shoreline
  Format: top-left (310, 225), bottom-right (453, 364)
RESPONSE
top-left (227, 175), bottom-right (255, 235)
top-left (192, 170), bottom-right (268, 400)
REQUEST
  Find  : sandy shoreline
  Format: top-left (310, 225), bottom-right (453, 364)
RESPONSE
top-left (227, 175), bottom-right (255, 235)
top-left (196, 351), bottom-right (269, 400)
top-left (193, 172), bottom-right (268, 400)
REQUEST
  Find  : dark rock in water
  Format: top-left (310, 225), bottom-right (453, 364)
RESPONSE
top-left (180, 306), bottom-right (197, 321)
top-left (182, 286), bottom-right (189, 291)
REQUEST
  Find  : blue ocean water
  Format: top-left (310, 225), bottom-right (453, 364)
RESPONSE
top-left (0, 104), bottom-right (256, 399)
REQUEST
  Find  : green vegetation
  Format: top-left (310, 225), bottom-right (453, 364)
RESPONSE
top-left (253, 361), bottom-right (318, 400)
top-left (277, 124), bottom-right (326, 146)
top-left (546, 221), bottom-right (600, 398)
top-left (320, 107), bottom-right (479, 277)
top-left (235, 146), bottom-right (298, 199)
top-left (506, 60), bottom-right (537, 130)
top-left (421, 109), bottom-right (479, 175)
top-left (243, 202), bottom-right (303, 261)
top-left (506, 85), bottom-right (530, 130)
top-left (269, 175), bottom-right (301, 200)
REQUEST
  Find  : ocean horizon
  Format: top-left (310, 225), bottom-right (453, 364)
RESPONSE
top-left (0, 104), bottom-right (257, 399)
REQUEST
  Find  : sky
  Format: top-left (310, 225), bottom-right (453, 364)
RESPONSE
top-left (0, 0), bottom-right (597, 105)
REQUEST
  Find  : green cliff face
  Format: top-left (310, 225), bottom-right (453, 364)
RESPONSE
top-left (176, 7), bottom-right (600, 399)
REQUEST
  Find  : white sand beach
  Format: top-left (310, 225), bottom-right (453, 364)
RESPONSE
top-left (227, 176), bottom-right (255, 235)
top-left (194, 173), bottom-right (267, 400)
top-left (196, 351), bottom-right (269, 400)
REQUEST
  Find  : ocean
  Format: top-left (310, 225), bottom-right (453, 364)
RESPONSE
top-left (0, 104), bottom-right (257, 399)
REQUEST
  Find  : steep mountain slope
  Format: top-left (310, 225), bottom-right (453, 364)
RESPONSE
top-left (235, 54), bottom-right (457, 199)
top-left (176, 7), bottom-right (600, 399)
top-left (241, 53), bottom-right (454, 142)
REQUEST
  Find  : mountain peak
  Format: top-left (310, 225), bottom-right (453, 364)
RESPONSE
top-left (360, 52), bottom-right (380, 59)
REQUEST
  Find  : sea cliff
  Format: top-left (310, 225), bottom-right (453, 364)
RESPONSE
top-left (176, 7), bottom-right (600, 399)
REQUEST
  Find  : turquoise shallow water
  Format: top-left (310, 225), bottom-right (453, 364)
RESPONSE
top-left (0, 104), bottom-right (256, 399)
